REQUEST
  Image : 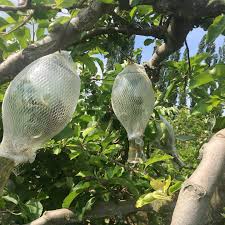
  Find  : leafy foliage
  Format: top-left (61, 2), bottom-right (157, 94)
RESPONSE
top-left (0, 0), bottom-right (224, 225)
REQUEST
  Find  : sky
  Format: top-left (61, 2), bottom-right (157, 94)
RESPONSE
top-left (1, 0), bottom-right (225, 64)
top-left (135, 28), bottom-right (225, 63)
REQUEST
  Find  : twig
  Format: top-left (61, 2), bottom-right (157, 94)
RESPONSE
top-left (67, 0), bottom-right (87, 10)
top-left (89, 78), bottom-right (114, 81)
top-left (184, 39), bottom-right (191, 73)
top-left (83, 25), bottom-right (165, 40)
top-left (32, 21), bottom-right (35, 42)
top-left (0, 10), bottom-right (34, 36)
top-left (0, 0), bottom-right (86, 12)
top-left (184, 39), bottom-right (191, 101)
top-left (111, 11), bottom-right (130, 25)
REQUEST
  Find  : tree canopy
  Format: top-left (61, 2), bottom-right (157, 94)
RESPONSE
top-left (0, 1), bottom-right (225, 225)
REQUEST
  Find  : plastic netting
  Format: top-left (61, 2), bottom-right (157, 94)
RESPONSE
top-left (111, 63), bottom-right (155, 141)
top-left (0, 51), bottom-right (80, 164)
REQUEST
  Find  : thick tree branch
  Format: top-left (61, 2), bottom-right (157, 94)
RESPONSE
top-left (0, 0), bottom-right (86, 11)
top-left (141, 0), bottom-right (225, 18)
top-left (170, 129), bottom-right (225, 225)
top-left (24, 199), bottom-right (173, 225)
top-left (147, 16), bottom-right (193, 69)
top-left (0, 1), bottom-right (113, 84)
top-left (84, 25), bottom-right (165, 39)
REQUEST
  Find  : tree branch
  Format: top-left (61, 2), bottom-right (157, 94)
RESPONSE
top-left (140, 0), bottom-right (225, 18)
top-left (147, 16), bottom-right (193, 68)
top-left (0, 15), bottom-right (165, 84)
top-left (0, 0), bottom-right (86, 11)
top-left (0, 1), bottom-right (113, 84)
top-left (84, 25), bottom-right (165, 39)
top-left (170, 129), bottom-right (225, 225)
top-left (24, 199), bottom-right (173, 225)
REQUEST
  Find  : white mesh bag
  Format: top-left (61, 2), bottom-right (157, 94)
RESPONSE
top-left (0, 51), bottom-right (80, 165)
top-left (111, 63), bottom-right (154, 162)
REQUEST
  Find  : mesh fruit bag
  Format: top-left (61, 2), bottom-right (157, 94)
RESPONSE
top-left (0, 51), bottom-right (80, 164)
top-left (111, 63), bottom-right (155, 163)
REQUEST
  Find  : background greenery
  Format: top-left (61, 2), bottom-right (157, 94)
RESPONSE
top-left (0, 0), bottom-right (225, 224)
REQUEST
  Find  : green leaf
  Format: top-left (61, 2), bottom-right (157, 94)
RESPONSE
top-left (37, 19), bottom-right (49, 28)
top-left (169, 181), bottom-right (182, 194)
top-left (136, 190), bottom-right (171, 208)
top-left (164, 81), bottom-right (176, 100)
top-left (130, 6), bottom-right (137, 19)
top-left (69, 149), bottom-right (81, 160)
top-left (190, 53), bottom-right (209, 65)
top-left (54, 126), bottom-right (74, 141)
top-left (206, 15), bottom-right (225, 43)
top-left (55, 0), bottom-right (77, 8)
top-left (97, 0), bottom-right (115, 3)
top-left (76, 55), bottom-right (98, 74)
top-left (176, 135), bottom-right (195, 141)
top-left (136, 192), bottom-right (155, 208)
top-left (62, 182), bottom-right (90, 208)
top-left (13, 26), bottom-right (31, 49)
top-left (82, 126), bottom-right (96, 138)
top-left (79, 197), bottom-right (95, 221)
top-left (79, 114), bottom-right (93, 122)
top-left (163, 176), bottom-right (171, 193)
top-left (74, 124), bottom-right (81, 137)
top-left (105, 165), bottom-right (124, 179)
top-left (36, 27), bottom-right (45, 40)
top-left (150, 179), bottom-right (165, 191)
top-left (0, 198), bottom-right (5, 209)
top-left (52, 148), bottom-right (61, 155)
top-left (145, 155), bottom-right (173, 167)
top-left (144, 38), bottom-right (154, 46)
top-left (136, 5), bottom-right (153, 16)
top-left (0, 0), bottom-right (14, 6)
top-left (0, 37), bottom-right (6, 51)
top-left (189, 72), bottom-right (214, 89)
top-left (0, 17), bottom-right (9, 28)
top-left (130, 0), bottom-right (141, 7)
top-left (212, 116), bottom-right (225, 132)
top-left (110, 178), bottom-right (139, 197)
top-left (192, 97), bottom-right (221, 115)
top-left (2, 195), bottom-right (18, 205)
top-left (33, 7), bottom-right (52, 20)
top-left (209, 64), bottom-right (225, 78)
top-left (25, 200), bottom-right (43, 220)
top-left (76, 171), bottom-right (93, 177)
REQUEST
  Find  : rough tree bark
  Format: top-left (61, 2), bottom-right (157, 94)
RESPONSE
top-left (170, 130), bottom-right (225, 225)
top-left (148, 16), bottom-right (193, 68)
top-left (0, 1), bottom-right (225, 225)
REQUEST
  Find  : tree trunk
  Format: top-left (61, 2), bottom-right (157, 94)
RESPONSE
top-left (170, 129), bottom-right (225, 225)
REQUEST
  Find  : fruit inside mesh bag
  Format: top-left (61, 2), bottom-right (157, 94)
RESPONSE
top-left (0, 51), bottom-right (80, 164)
